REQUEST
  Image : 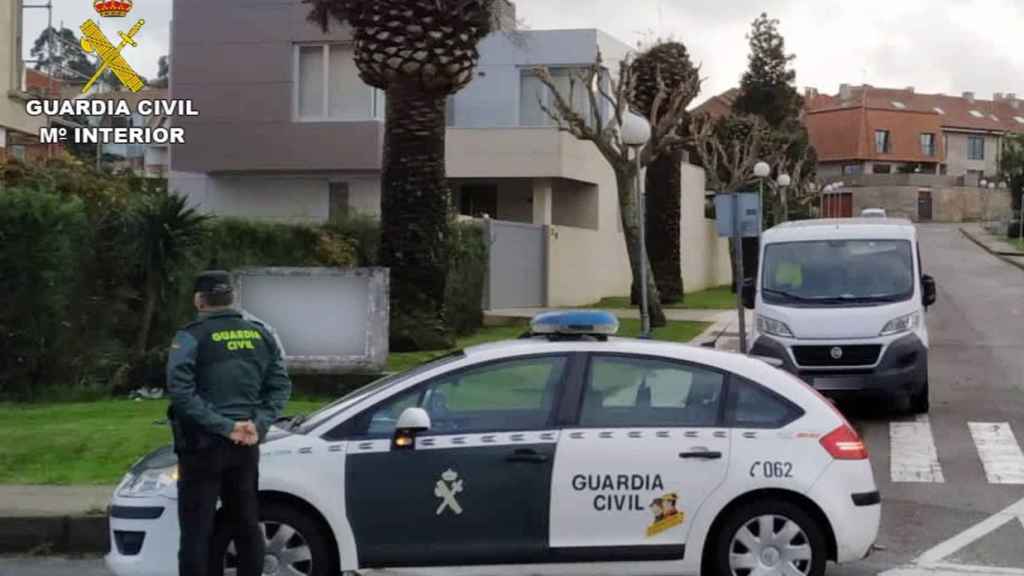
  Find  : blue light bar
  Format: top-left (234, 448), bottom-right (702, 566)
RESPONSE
top-left (530, 310), bottom-right (619, 336)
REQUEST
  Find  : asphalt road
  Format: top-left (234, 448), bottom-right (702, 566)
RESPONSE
top-left (5, 224), bottom-right (1023, 576)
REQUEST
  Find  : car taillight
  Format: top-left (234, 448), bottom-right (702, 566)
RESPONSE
top-left (820, 425), bottom-right (869, 460)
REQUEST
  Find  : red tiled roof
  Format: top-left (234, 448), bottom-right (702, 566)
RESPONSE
top-left (691, 88), bottom-right (738, 118)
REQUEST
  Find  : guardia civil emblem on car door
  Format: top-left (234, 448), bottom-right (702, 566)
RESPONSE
top-left (434, 469), bottom-right (464, 515)
top-left (646, 492), bottom-right (684, 537)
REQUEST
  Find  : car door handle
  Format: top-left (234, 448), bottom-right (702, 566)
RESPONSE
top-left (506, 448), bottom-right (549, 463)
top-left (679, 450), bottom-right (723, 460)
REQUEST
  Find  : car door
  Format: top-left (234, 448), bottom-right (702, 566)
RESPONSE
top-left (548, 354), bottom-right (730, 561)
top-left (341, 353), bottom-right (572, 568)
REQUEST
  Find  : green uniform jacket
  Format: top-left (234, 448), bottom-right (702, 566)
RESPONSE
top-left (166, 309), bottom-right (291, 450)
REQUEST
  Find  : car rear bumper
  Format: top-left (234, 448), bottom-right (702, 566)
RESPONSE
top-left (751, 333), bottom-right (927, 396)
top-left (105, 493), bottom-right (179, 576)
top-left (808, 460), bottom-right (880, 563)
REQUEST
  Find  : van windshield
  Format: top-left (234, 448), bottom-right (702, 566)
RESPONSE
top-left (762, 239), bottom-right (915, 306)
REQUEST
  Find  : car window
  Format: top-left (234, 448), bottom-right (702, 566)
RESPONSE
top-left (579, 355), bottom-right (724, 428)
top-left (727, 377), bottom-right (803, 429)
top-left (348, 355), bottom-right (568, 437)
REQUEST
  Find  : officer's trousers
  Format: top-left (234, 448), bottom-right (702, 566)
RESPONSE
top-left (177, 437), bottom-right (263, 576)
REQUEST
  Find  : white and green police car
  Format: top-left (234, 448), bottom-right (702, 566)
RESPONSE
top-left (106, 311), bottom-right (880, 576)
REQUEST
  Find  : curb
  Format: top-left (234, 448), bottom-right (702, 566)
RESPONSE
top-left (959, 227), bottom-right (1024, 273)
top-left (0, 515), bottom-right (109, 555)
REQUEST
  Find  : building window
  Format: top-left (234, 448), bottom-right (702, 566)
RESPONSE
top-left (520, 68), bottom-right (595, 127)
top-left (873, 163), bottom-right (892, 174)
top-left (875, 129), bottom-right (891, 154)
top-left (458, 184), bottom-right (498, 218)
top-left (967, 136), bottom-right (985, 160)
top-left (842, 164), bottom-right (864, 175)
top-left (296, 44), bottom-right (384, 121)
top-left (920, 133), bottom-right (936, 157)
top-left (329, 182), bottom-right (350, 223)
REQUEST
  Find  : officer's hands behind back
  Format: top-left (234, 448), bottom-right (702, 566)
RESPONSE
top-left (229, 420), bottom-right (259, 446)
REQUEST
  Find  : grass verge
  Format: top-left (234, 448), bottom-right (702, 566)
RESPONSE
top-left (585, 285), bottom-right (735, 311)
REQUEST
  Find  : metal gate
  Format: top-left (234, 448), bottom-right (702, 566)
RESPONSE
top-left (918, 189), bottom-right (933, 221)
top-left (484, 220), bottom-right (547, 309)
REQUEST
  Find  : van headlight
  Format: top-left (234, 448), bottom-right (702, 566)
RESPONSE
top-left (118, 464), bottom-right (179, 497)
top-left (880, 312), bottom-right (920, 336)
top-left (757, 315), bottom-right (794, 338)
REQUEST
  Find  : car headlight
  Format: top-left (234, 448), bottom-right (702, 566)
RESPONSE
top-left (118, 464), bottom-right (179, 497)
top-left (757, 315), bottom-right (794, 338)
top-left (880, 312), bottom-right (920, 336)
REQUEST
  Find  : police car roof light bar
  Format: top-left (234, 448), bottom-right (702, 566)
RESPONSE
top-left (529, 310), bottom-right (619, 340)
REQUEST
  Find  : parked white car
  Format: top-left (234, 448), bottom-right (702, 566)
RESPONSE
top-left (745, 218), bottom-right (935, 413)
top-left (107, 311), bottom-right (880, 576)
top-left (860, 208), bottom-right (887, 218)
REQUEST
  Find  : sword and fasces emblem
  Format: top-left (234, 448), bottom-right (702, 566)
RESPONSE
top-left (79, 18), bottom-right (146, 94)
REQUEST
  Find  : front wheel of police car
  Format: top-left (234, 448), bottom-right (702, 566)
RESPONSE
top-left (714, 499), bottom-right (827, 576)
top-left (208, 501), bottom-right (333, 576)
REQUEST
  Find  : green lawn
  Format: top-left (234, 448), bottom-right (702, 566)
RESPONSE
top-left (0, 399), bottom-right (326, 486)
top-left (585, 285), bottom-right (736, 311)
top-left (387, 318), bottom-right (710, 372)
top-left (1, 319), bottom-right (708, 486)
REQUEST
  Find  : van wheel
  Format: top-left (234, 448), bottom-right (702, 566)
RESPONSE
top-left (714, 500), bottom-right (827, 576)
top-left (909, 379), bottom-right (929, 414)
top-left (210, 501), bottom-right (332, 576)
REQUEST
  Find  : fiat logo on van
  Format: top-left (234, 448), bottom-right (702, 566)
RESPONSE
top-left (830, 347), bottom-right (844, 360)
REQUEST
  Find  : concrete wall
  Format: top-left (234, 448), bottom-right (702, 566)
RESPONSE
top-left (171, 0), bottom-right (384, 173)
top-left (552, 180), bottom-right (599, 230)
top-left (0, 0), bottom-right (43, 141)
top-left (945, 132), bottom-right (1001, 177)
top-left (850, 185), bottom-right (1012, 222)
top-left (171, 171), bottom-right (382, 223)
top-left (680, 164), bottom-right (733, 292)
top-left (548, 225), bottom-right (631, 307)
top-left (447, 128), bottom-right (601, 183)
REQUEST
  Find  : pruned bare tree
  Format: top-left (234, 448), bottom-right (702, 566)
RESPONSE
top-left (532, 52), bottom-right (702, 328)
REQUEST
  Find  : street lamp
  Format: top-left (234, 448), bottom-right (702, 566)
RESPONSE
top-left (777, 174), bottom-right (792, 223)
top-left (620, 110), bottom-right (653, 338)
top-left (754, 161), bottom-right (771, 231)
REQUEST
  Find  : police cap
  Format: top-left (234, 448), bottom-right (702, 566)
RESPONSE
top-left (193, 270), bottom-right (234, 295)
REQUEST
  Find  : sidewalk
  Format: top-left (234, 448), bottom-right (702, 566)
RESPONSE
top-left (0, 486), bottom-right (114, 554)
top-left (960, 224), bottom-right (1024, 272)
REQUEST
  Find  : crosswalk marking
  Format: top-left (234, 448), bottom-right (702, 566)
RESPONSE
top-left (968, 422), bottom-right (1024, 484)
top-left (890, 415), bottom-right (945, 483)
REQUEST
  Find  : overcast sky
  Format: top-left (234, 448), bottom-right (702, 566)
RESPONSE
top-left (23, 0), bottom-right (1024, 102)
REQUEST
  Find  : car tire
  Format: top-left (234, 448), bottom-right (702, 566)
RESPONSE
top-left (908, 378), bottom-right (929, 414)
top-left (713, 499), bottom-right (828, 576)
top-left (209, 501), bottom-right (333, 576)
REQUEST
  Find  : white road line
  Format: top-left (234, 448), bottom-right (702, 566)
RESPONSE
top-left (914, 496), bottom-right (1024, 566)
top-left (891, 414), bottom-right (945, 483)
top-left (968, 422), bottom-right (1024, 484)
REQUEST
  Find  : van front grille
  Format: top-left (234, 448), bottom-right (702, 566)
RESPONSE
top-left (792, 345), bottom-right (882, 367)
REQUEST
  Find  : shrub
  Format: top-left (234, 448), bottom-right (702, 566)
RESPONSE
top-left (0, 186), bottom-right (90, 399)
top-left (446, 220), bottom-right (488, 337)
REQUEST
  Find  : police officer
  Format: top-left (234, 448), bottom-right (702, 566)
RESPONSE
top-left (167, 271), bottom-right (292, 576)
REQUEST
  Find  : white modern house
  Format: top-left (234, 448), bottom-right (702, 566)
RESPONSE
top-left (169, 0), bottom-right (731, 308)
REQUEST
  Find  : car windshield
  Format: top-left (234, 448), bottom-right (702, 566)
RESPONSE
top-left (292, 352), bottom-right (465, 434)
top-left (762, 239), bottom-right (914, 305)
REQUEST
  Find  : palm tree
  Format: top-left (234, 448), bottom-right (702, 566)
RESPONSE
top-left (305, 0), bottom-right (499, 351)
top-left (630, 42), bottom-right (699, 304)
top-left (132, 191), bottom-right (209, 354)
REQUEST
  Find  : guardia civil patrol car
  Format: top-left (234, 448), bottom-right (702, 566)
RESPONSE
top-left (106, 311), bottom-right (880, 576)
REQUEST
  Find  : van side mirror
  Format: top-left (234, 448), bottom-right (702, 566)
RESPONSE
top-left (741, 278), bottom-right (756, 310)
top-left (922, 275), bottom-right (936, 307)
top-left (393, 407), bottom-right (431, 450)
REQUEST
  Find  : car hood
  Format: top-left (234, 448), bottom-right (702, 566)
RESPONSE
top-left (759, 301), bottom-right (916, 339)
top-left (131, 425), bottom-right (293, 470)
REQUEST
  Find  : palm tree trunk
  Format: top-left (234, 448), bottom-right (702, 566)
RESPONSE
top-left (135, 270), bottom-right (159, 355)
top-left (645, 151), bottom-right (684, 303)
top-left (379, 83), bottom-right (454, 352)
top-left (616, 169), bottom-right (667, 328)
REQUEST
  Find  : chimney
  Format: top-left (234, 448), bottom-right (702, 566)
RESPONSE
top-left (994, 92), bottom-right (1004, 101)
top-left (963, 91), bottom-right (975, 102)
top-left (839, 83), bottom-right (852, 100)
top-left (1008, 94), bottom-right (1019, 109)
top-left (905, 86), bottom-right (915, 93)
top-left (804, 87), bottom-right (819, 99)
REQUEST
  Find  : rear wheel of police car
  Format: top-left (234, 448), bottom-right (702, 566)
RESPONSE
top-left (713, 500), bottom-right (827, 576)
top-left (210, 502), bottom-right (332, 576)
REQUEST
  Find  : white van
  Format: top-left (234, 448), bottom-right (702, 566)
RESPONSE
top-left (743, 218), bottom-right (936, 413)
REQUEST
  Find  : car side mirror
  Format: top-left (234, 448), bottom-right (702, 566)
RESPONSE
top-left (922, 274), bottom-right (936, 308)
top-left (393, 407), bottom-right (431, 450)
top-left (741, 278), bottom-right (756, 310)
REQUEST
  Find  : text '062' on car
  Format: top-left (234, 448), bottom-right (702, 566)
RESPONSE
top-left (106, 311), bottom-right (880, 576)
